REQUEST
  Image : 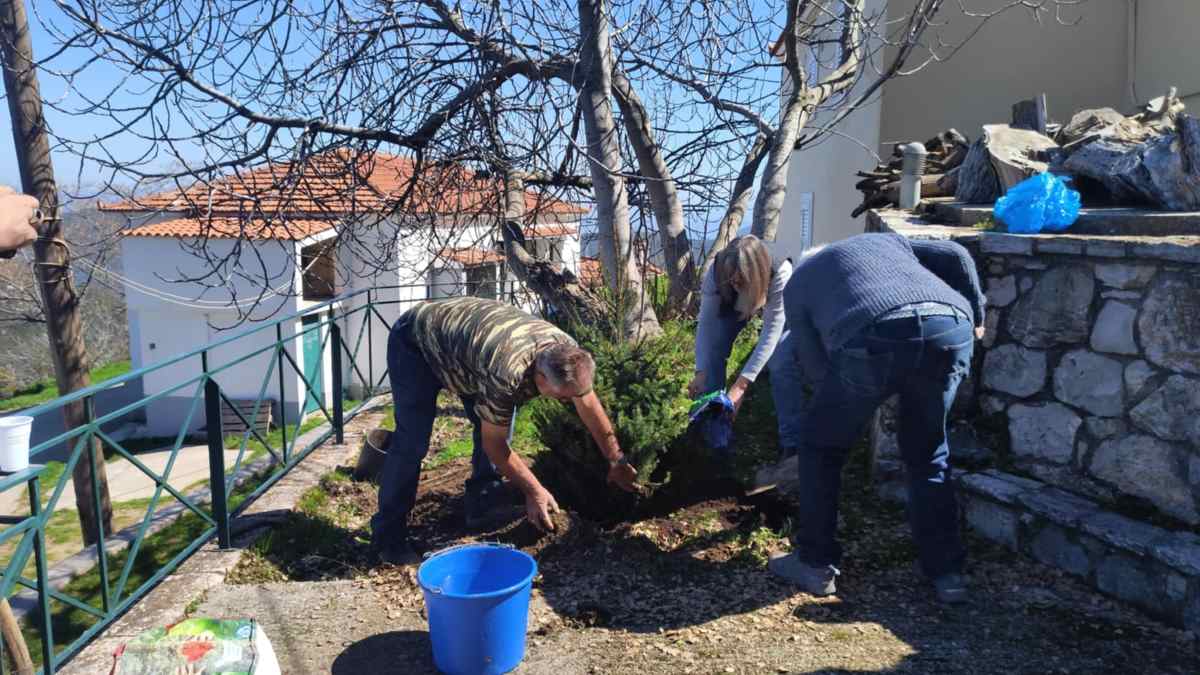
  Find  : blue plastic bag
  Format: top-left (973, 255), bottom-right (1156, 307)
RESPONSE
top-left (688, 390), bottom-right (735, 449)
top-left (993, 172), bottom-right (1081, 234)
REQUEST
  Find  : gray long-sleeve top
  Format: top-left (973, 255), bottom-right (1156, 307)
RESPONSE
top-left (783, 233), bottom-right (985, 380)
top-left (695, 257), bottom-right (793, 382)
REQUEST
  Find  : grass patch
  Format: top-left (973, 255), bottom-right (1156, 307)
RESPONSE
top-left (0, 361), bottom-right (131, 412)
top-left (972, 217), bottom-right (997, 231)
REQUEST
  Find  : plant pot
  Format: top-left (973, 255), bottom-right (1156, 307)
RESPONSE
top-left (354, 428), bottom-right (391, 482)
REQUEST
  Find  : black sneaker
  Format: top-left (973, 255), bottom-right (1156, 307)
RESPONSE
top-left (465, 480), bottom-right (522, 529)
top-left (372, 539), bottom-right (423, 567)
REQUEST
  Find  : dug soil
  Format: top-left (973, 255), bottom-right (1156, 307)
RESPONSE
top-left (222, 443), bottom-right (1198, 674)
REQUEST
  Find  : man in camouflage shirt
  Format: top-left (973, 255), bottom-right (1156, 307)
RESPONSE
top-left (370, 297), bottom-right (639, 565)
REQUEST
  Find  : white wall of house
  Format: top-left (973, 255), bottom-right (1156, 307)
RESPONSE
top-left (121, 235), bottom-right (316, 437)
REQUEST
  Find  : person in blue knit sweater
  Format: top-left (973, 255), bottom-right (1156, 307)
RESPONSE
top-left (768, 232), bottom-right (986, 604)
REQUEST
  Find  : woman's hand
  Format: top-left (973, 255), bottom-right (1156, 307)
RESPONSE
top-left (687, 371), bottom-right (705, 399)
top-left (727, 376), bottom-right (751, 420)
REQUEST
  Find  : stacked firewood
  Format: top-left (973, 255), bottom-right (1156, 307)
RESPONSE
top-left (851, 129), bottom-right (970, 217)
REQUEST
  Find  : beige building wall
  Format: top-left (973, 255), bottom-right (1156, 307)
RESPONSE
top-left (1132, 1), bottom-right (1200, 110)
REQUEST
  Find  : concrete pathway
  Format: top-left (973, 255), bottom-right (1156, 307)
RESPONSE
top-left (0, 444), bottom-right (250, 516)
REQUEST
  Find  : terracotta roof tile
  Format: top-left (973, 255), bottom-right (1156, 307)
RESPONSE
top-left (579, 256), bottom-right (663, 287)
top-left (102, 151), bottom-right (589, 218)
top-left (438, 246), bottom-right (505, 267)
top-left (525, 223), bottom-right (579, 239)
top-left (122, 216), bottom-right (335, 240)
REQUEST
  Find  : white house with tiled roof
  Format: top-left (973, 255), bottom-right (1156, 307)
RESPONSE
top-left (103, 151), bottom-right (584, 435)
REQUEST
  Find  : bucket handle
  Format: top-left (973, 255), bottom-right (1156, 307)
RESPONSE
top-left (422, 541), bottom-right (516, 595)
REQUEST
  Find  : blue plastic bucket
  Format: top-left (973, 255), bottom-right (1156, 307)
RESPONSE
top-left (417, 544), bottom-right (538, 674)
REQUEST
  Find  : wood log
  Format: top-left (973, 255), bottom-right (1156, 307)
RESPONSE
top-left (1064, 113), bottom-right (1200, 210)
top-left (954, 136), bottom-right (1002, 203)
top-left (1012, 94), bottom-right (1048, 135)
top-left (0, 598), bottom-right (33, 674)
top-left (981, 124), bottom-right (1058, 190)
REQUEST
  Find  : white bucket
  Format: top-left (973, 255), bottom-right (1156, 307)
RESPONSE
top-left (0, 416), bottom-right (34, 473)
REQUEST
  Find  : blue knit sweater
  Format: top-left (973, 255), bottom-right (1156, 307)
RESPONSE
top-left (784, 233), bottom-right (985, 372)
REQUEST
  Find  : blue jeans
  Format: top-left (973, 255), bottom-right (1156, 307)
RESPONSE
top-left (787, 311), bottom-right (973, 578)
top-left (369, 313), bottom-right (501, 553)
top-left (700, 316), bottom-right (803, 448)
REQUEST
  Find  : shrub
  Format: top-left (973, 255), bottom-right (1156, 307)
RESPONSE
top-left (528, 318), bottom-right (761, 519)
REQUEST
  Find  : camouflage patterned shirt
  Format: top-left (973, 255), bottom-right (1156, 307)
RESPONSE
top-left (405, 297), bottom-right (576, 426)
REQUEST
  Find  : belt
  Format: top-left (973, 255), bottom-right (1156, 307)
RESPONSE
top-left (876, 302), bottom-right (966, 322)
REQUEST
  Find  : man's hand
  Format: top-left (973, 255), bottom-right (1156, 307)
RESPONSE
top-left (0, 186), bottom-right (39, 254)
top-left (687, 371), bottom-right (705, 399)
top-left (524, 486), bottom-right (560, 531)
top-left (606, 457), bottom-right (639, 493)
top-left (975, 325), bottom-right (986, 340)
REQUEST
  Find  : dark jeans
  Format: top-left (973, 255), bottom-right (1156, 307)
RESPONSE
top-left (788, 311), bottom-right (974, 578)
top-left (369, 314), bottom-right (501, 553)
top-left (700, 316), bottom-right (803, 447)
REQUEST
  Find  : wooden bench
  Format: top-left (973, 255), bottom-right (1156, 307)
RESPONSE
top-left (220, 399), bottom-right (273, 437)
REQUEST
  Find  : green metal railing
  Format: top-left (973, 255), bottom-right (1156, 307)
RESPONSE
top-left (0, 283), bottom-right (474, 673)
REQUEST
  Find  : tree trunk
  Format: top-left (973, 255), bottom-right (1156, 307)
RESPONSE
top-left (751, 95), bottom-right (810, 242)
top-left (576, 0), bottom-right (661, 339)
top-left (500, 171), bottom-right (607, 325)
top-left (0, 0), bottom-right (112, 545)
top-left (611, 70), bottom-right (695, 315)
top-left (702, 133), bottom-right (769, 282)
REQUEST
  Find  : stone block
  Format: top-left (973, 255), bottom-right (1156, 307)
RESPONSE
top-left (1131, 242), bottom-right (1200, 264)
top-left (1019, 487), bottom-right (1100, 528)
top-left (1139, 272), bottom-right (1200, 375)
top-left (982, 344), bottom-right (1047, 397)
top-left (1095, 263), bottom-right (1157, 290)
top-left (1101, 290), bottom-right (1141, 300)
top-left (1038, 238), bottom-right (1085, 255)
top-left (1130, 375), bottom-right (1200, 445)
top-left (982, 311), bottom-right (1001, 348)
top-left (1019, 277), bottom-right (1033, 293)
top-left (987, 275), bottom-right (1018, 308)
top-left (870, 397), bottom-right (900, 460)
top-left (1124, 360), bottom-right (1159, 403)
top-left (980, 394), bottom-right (1007, 416)
top-left (1090, 302), bottom-right (1139, 355)
top-left (1009, 403), bottom-right (1080, 464)
top-left (959, 472), bottom-right (1034, 506)
top-left (1014, 258), bottom-right (1049, 271)
top-left (1008, 266), bottom-right (1095, 348)
top-left (1166, 573), bottom-right (1189, 602)
top-left (1150, 532), bottom-right (1200, 577)
top-left (949, 422), bottom-right (993, 464)
top-left (1086, 239), bottom-right (1128, 258)
top-left (989, 261), bottom-right (1006, 275)
top-left (1053, 350), bottom-right (1125, 416)
top-left (1187, 593), bottom-right (1200, 631)
top-left (1078, 510), bottom-right (1167, 556)
top-left (1030, 524), bottom-right (1092, 577)
top-left (1096, 554), bottom-right (1158, 610)
top-left (981, 233), bottom-right (1034, 255)
top-left (980, 469), bottom-right (1046, 492)
top-left (1091, 435), bottom-right (1199, 525)
top-left (964, 498), bottom-right (1020, 550)
top-left (1085, 417), bottom-right (1126, 441)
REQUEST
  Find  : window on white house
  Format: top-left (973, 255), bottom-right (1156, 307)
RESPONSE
top-left (549, 239), bottom-right (564, 262)
top-left (300, 240), bottom-right (336, 300)
top-left (466, 263), bottom-right (498, 300)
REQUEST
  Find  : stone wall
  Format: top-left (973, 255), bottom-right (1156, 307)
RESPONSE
top-left (867, 210), bottom-right (1200, 528)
